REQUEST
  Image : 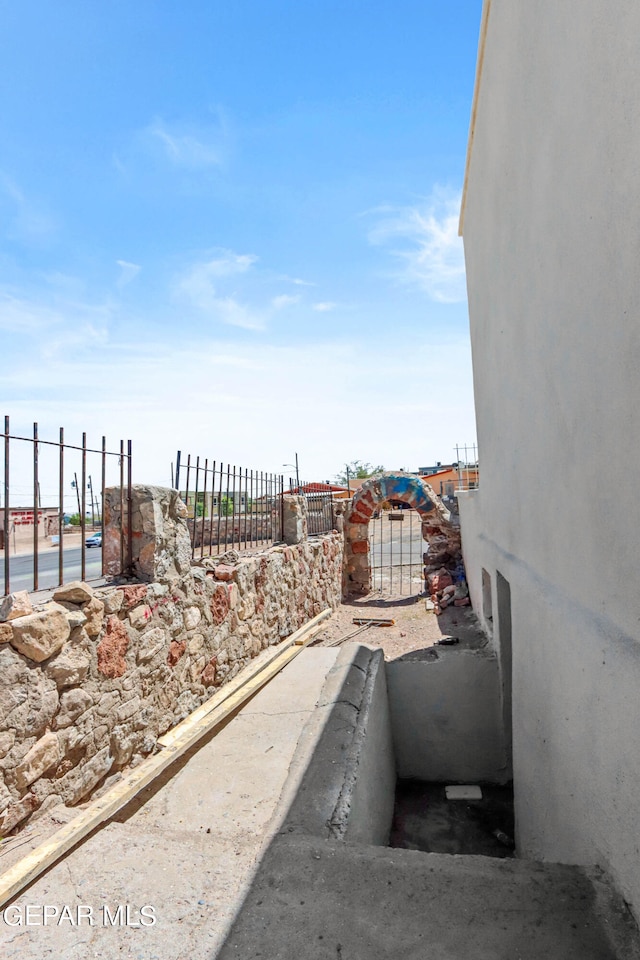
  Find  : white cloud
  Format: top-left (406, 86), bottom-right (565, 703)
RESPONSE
top-left (116, 260), bottom-right (141, 287)
top-left (312, 301), bottom-right (337, 312)
top-left (271, 294), bottom-right (300, 309)
top-left (369, 186), bottom-right (467, 304)
top-left (175, 251), bottom-right (264, 331)
top-left (0, 290), bottom-right (111, 360)
top-left (1, 334), bottom-right (476, 504)
top-left (0, 171), bottom-right (55, 241)
top-left (145, 115), bottom-right (228, 169)
top-left (0, 293), bottom-right (60, 333)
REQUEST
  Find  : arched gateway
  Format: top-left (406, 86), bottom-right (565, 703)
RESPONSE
top-left (344, 472), bottom-right (452, 595)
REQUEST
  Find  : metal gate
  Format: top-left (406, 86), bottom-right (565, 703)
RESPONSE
top-left (369, 508), bottom-right (426, 597)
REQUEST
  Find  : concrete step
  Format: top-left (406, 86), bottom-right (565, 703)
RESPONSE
top-left (218, 834), bottom-right (640, 960)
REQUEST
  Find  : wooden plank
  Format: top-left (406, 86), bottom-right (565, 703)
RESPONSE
top-left (0, 609), bottom-right (333, 909)
top-left (352, 618), bottom-right (395, 626)
top-left (158, 607), bottom-right (332, 747)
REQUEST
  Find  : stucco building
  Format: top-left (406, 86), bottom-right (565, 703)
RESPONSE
top-left (458, 0), bottom-right (640, 923)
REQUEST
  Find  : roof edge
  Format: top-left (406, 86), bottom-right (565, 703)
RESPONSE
top-left (459, 0), bottom-right (492, 237)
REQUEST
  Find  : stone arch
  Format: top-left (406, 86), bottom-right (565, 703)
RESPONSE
top-left (343, 472), bottom-right (452, 596)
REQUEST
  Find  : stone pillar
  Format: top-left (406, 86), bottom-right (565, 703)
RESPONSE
top-left (104, 485), bottom-right (193, 583)
top-left (282, 495), bottom-right (308, 545)
top-left (343, 520), bottom-right (371, 595)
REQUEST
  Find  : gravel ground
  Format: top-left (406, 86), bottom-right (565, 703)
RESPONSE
top-left (312, 592), bottom-right (488, 661)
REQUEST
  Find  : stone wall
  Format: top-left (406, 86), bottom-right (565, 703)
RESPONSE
top-left (0, 486), bottom-right (343, 834)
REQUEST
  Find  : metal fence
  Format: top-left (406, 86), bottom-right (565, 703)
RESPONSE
top-left (369, 507), bottom-right (425, 597)
top-left (285, 481), bottom-right (336, 536)
top-left (175, 453), bottom-right (285, 557)
top-left (1, 417), bottom-right (132, 598)
top-left (174, 454), bottom-right (339, 558)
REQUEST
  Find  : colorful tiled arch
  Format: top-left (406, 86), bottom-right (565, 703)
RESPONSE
top-left (347, 472), bottom-right (439, 524)
top-left (343, 472), bottom-right (450, 596)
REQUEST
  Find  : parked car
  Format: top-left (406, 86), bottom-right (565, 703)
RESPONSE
top-left (85, 532), bottom-right (102, 548)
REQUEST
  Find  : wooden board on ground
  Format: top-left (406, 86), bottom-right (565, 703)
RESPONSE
top-left (0, 608), bottom-right (333, 910)
top-left (158, 607), bottom-right (332, 748)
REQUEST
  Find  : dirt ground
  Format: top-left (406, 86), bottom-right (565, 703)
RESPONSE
top-left (313, 592), bottom-right (488, 661)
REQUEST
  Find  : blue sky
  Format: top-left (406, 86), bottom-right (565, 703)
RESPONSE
top-left (1, 1), bottom-right (481, 493)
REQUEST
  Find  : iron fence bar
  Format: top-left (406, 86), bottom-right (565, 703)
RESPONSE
top-left (247, 469), bottom-right (252, 548)
top-left (250, 468), bottom-right (254, 546)
top-left (127, 439), bottom-right (133, 574)
top-left (200, 458), bottom-right (208, 560)
top-left (390, 509), bottom-right (393, 594)
top-left (81, 431), bottom-right (87, 583)
top-left (175, 450), bottom-right (181, 491)
top-left (184, 453), bottom-right (192, 550)
top-left (184, 454), bottom-right (192, 505)
top-left (33, 422), bottom-right (39, 592)
top-left (224, 464), bottom-right (231, 548)
top-left (254, 470), bottom-right (257, 546)
top-left (3, 417), bottom-right (8, 595)
top-left (409, 509), bottom-right (413, 593)
top-left (3, 432), bottom-right (117, 456)
top-left (119, 440), bottom-right (125, 576)
top-left (242, 467), bottom-right (248, 548)
top-left (232, 465), bottom-right (237, 552)
top-left (101, 436), bottom-right (106, 577)
top-left (376, 514), bottom-right (380, 592)
top-left (216, 463), bottom-right (224, 551)
top-left (58, 428), bottom-right (64, 586)
top-left (266, 473), bottom-right (270, 544)
top-left (279, 473), bottom-right (284, 540)
top-left (239, 466), bottom-right (242, 548)
top-left (274, 474), bottom-right (278, 543)
top-left (207, 460), bottom-right (216, 555)
top-left (399, 505), bottom-right (403, 595)
top-left (0, 423), bottom-right (129, 597)
top-left (192, 456), bottom-right (200, 557)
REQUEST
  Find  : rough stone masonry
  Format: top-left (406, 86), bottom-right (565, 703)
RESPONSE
top-left (0, 486), bottom-right (343, 834)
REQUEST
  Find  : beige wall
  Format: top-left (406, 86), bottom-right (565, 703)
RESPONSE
top-left (460, 0), bottom-right (640, 922)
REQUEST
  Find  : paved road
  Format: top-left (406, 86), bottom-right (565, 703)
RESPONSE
top-left (369, 510), bottom-right (425, 595)
top-left (2, 546), bottom-right (103, 595)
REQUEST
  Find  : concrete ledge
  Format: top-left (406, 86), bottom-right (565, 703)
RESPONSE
top-left (276, 643), bottom-right (396, 846)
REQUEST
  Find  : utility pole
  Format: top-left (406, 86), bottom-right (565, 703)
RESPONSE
top-left (455, 445), bottom-right (463, 491)
top-left (72, 474), bottom-right (81, 516)
top-left (88, 475), bottom-right (95, 529)
top-left (283, 455), bottom-right (301, 492)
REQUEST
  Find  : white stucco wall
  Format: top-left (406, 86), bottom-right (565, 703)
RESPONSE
top-left (387, 650), bottom-right (508, 783)
top-left (460, 0), bottom-right (640, 921)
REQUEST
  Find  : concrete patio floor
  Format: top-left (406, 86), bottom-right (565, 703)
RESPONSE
top-left (0, 647), bottom-right (340, 960)
top-left (2, 640), bottom-right (638, 960)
